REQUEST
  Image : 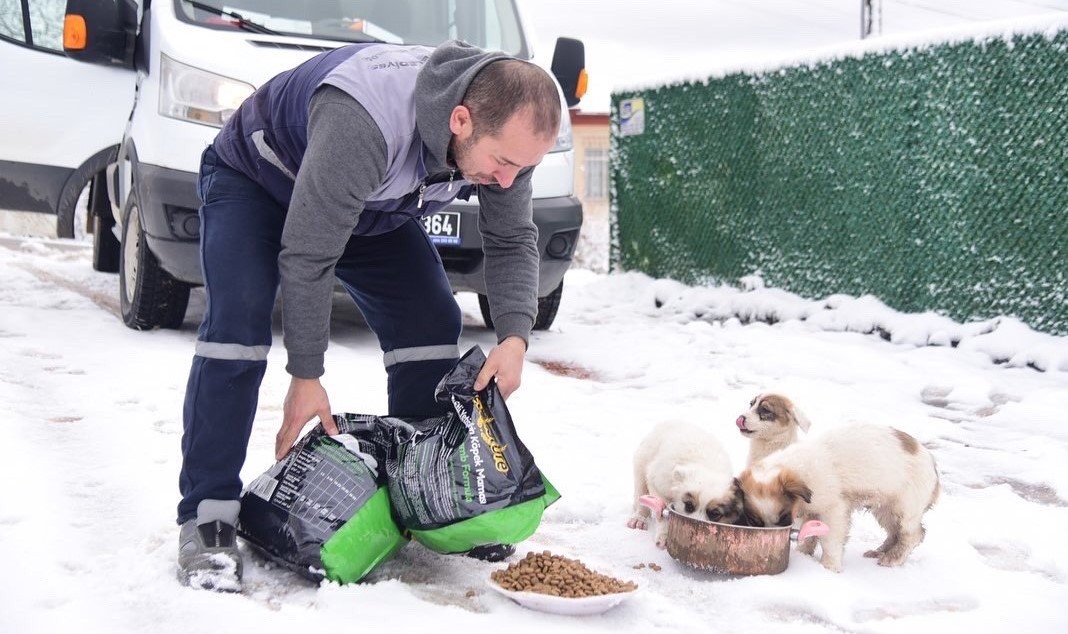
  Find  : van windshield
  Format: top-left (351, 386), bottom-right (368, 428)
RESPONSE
top-left (174, 0), bottom-right (528, 57)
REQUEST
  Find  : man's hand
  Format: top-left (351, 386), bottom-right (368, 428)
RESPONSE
top-left (474, 336), bottom-right (526, 399)
top-left (277, 376), bottom-right (338, 459)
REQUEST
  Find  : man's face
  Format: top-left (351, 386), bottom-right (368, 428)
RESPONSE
top-left (448, 107), bottom-right (555, 189)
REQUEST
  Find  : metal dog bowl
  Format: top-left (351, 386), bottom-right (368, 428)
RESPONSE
top-left (639, 495), bottom-right (828, 575)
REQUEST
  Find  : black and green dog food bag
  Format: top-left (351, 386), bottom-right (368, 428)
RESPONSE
top-left (237, 419), bottom-right (406, 584)
top-left (383, 346), bottom-right (560, 553)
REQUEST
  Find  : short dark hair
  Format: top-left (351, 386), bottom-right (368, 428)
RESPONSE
top-left (463, 59), bottom-right (561, 140)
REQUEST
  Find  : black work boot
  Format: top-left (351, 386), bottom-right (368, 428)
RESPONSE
top-left (464, 543), bottom-right (517, 562)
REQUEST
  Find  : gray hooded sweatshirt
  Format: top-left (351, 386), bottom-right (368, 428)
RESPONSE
top-left (232, 40), bottom-right (543, 379)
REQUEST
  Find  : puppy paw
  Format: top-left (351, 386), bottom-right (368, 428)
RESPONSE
top-left (863, 549), bottom-right (882, 558)
top-left (626, 515), bottom-right (648, 530)
top-left (820, 559), bottom-right (843, 573)
top-left (653, 524), bottom-right (670, 549)
top-left (877, 554), bottom-right (907, 567)
top-left (797, 541), bottom-right (817, 557)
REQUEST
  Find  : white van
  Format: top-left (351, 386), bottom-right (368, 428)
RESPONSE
top-left (0, 0), bottom-right (133, 243)
top-left (0, 0), bottom-right (585, 330)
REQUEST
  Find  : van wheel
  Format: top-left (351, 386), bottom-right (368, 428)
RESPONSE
top-left (478, 281), bottom-right (563, 332)
top-left (119, 193), bottom-right (190, 330)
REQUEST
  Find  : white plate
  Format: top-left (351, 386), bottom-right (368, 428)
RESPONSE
top-left (485, 578), bottom-right (636, 616)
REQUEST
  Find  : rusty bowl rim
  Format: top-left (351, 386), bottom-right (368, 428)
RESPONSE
top-left (665, 509), bottom-right (792, 532)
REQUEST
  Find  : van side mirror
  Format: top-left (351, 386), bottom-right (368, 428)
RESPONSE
top-left (551, 37), bottom-right (586, 108)
top-left (63, 0), bottom-right (137, 68)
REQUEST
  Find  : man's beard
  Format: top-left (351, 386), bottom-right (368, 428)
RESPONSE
top-left (450, 134), bottom-right (493, 185)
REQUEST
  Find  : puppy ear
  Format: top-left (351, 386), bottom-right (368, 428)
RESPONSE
top-left (790, 405), bottom-right (812, 433)
top-left (779, 470), bottom-right (812, 504)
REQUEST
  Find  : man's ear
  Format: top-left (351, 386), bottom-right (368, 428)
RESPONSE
top-left (450, 105), bottom-right (473, 138)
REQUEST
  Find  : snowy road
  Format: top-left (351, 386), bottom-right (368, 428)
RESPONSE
top-left (1, 234), bottom-right (1066, 634)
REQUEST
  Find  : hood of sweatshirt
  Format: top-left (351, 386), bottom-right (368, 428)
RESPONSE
top-left (414, 40), bottom-right (511, 176)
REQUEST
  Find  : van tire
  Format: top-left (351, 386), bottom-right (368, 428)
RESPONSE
top-left (119, 193), bottom-right (190, 330)
top-left (478, 280), bottom-right (563, 332)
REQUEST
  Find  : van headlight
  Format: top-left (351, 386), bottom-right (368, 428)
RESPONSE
top-left (551, 105), bottom-right (573, 152)
top-left (159, 54), bottom-right (254, 127)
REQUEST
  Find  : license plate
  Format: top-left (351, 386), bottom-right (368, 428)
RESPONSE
top-left (422, 211), bottom-right (461, 245)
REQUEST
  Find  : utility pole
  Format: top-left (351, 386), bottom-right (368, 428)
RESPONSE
top-left (861, 0), bottom-right (883, 39)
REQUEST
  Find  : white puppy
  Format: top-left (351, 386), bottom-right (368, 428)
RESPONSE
top-left (627, 420), bottom-right (743, 548)
top-left (736, 392), bottom-right (811, 465)
top-left (738, 423), bottom-right (940, 572)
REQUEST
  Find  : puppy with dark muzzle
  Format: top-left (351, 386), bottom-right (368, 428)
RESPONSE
top-left (736, 393), bottom-right (811, 466)
top-left (738, 423), bottom-right (940, 572)
top-left (627, 420), bottom-right (744, 547)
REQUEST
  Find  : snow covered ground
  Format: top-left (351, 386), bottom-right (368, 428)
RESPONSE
top-left (2, 5), bottom-right (1066, 631)
top-left (1, 230), bottom-right (1066, 634)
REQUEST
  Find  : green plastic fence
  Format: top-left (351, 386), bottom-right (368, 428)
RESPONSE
top-left (611, 28), bottom-right (1068, 335)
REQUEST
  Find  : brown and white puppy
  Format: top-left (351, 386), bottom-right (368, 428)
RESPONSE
top-left (736, 393), bottom-right (811, 466)
top-left (627, 420), bottom-right (744, 548)
top-left (737, 424), bottom-right (940, 572)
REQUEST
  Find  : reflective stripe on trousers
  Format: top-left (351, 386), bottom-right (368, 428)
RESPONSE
top-left (195, 341), bottom-right (270, 361)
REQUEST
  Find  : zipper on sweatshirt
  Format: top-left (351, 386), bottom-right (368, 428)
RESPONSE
top-left (417, 169), bottom-right (457, 209)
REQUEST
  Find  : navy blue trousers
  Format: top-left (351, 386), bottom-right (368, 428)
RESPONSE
top-left (178, 147), bottom-right (461, 523)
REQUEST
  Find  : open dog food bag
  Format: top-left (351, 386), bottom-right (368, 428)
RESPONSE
top-left (238, 346), bottom-right (558, 581)
top-left (237, 418), bottom-right (407, 584)
top-left (383, 346), bottom-right (560, 554)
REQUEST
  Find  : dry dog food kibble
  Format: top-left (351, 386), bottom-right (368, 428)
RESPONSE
top-left (491, 551), bottom-right (637, 597)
